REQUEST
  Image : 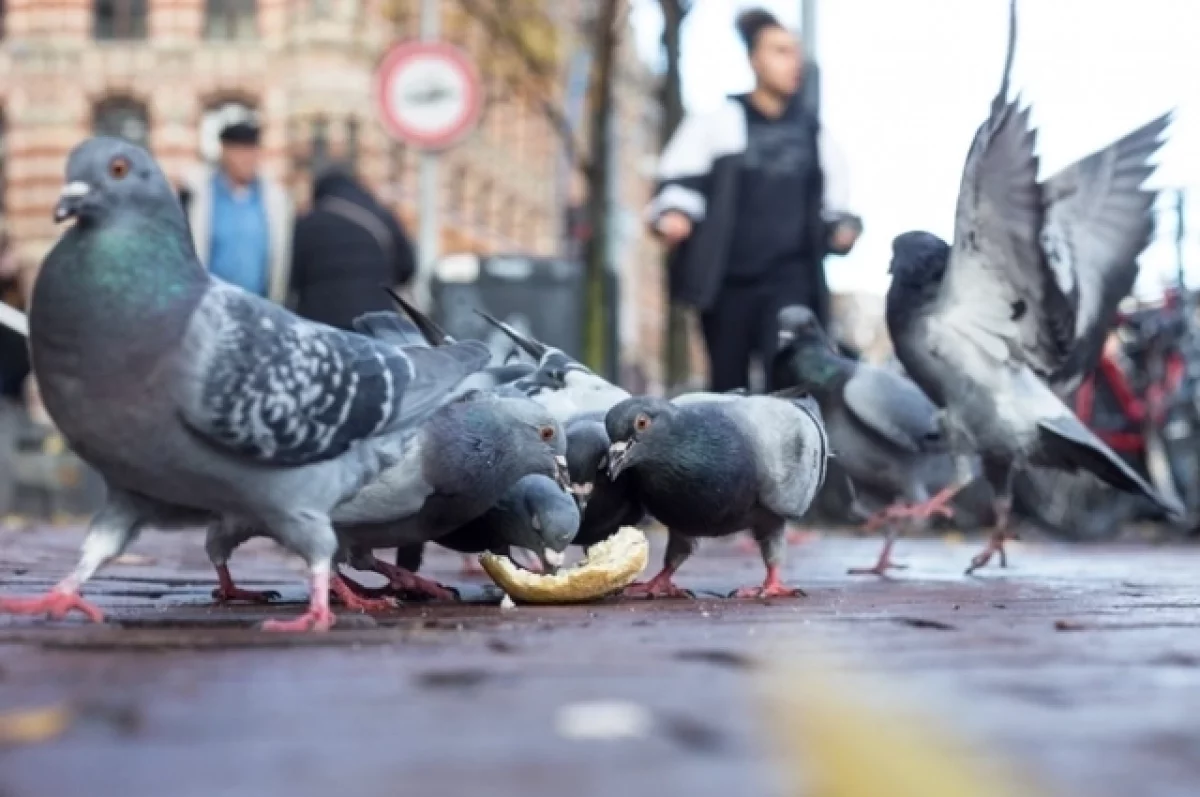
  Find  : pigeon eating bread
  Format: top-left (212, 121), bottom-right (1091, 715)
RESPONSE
top-left (479, 527), bottom-right (649, 604)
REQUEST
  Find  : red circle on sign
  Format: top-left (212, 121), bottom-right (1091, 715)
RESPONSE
top-left (374, 41), bottom-right (483, 151)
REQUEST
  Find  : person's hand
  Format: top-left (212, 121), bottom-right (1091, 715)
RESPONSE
top-left (830, 220), bottom-right (860, 254)
top-left (655, 211), bottom-right (693, 248)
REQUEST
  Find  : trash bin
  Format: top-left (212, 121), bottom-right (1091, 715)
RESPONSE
top-left (430, 253), bottom-right (586, 364)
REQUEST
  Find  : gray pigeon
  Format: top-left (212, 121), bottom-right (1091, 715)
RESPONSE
top-left (208, 385), bottom-right (571, 606)
top-left (354, 298), bottom-right (580, 580)
top-left (772, 304), bottom-right (960, 574)
top-left (563, 416), bottom-right (646, 548)
top-left (411, 474), bottom-right (580, 568)
top-left (0, 136), bottom-right (490, 632)
top-left (605, 392), bottom-right (829, 598)
top-left (885, 0), bottom-right (1180, 574)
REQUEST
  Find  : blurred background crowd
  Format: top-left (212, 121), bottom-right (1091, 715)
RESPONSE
top-left (0, 0), bottom-right (1196, 532)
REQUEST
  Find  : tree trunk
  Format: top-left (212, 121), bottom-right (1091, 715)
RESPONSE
top-left (659, 0), bottom-right (691, 391)
top-left (582, 0), bottom-right (622, 377)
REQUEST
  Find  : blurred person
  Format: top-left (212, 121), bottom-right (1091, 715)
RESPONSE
top-left (290, 164), bottom-right (417, 331)
top-left (180, 119), bottom-right (293, 302)
top-left (647, 8), bottom-right (860, 393)
top-left (0, 225), bottom-right (29, 515)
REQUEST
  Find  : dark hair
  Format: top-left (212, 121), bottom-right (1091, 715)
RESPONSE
top-left (735, 7), bottom-right (783, 53)
top-left (218, 121), bottom-right (261, 146)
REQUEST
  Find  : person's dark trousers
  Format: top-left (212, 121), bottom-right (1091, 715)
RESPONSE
top-left (700, 276), bottom-right (816, 393)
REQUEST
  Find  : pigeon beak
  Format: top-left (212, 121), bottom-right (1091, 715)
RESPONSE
top-left (554, 455), bottom-right (570, 489)
top-left (540, 547), bottom-right (565, 574)
top-left (607, 440), bottom-right (634, 479)
top-left (777, 329), bottom-right (795, 347)
top-left (54, 181), bottom-right (91, 223)
top-left (569, 482), bottom-right (593, 511)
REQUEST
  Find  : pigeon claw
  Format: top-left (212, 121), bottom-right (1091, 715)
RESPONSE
top-left (211, 586), bottom-right (281, 605)
top-left (623, 571), bottom-right (692, 599)
top-left (847, 536), bottom-right (908, 577)
top-left (329, 574), bottom-right (397, 613)
top-left (260, 607), bottom-right (336, 633)
top-left (365, 559), bottom-right (460, 601)
top-left (731, 566), bottom-right (806, 599)
top-left (964, 532), bottom-right (1010, 575)
top-left (730, 583), bottom-right (806, 599)
top-left (211, 564), bottom-right (281, 604)
top-left (0, 589), bottom-right (105, 623)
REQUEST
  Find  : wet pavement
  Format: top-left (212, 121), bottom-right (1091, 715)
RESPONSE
top-left (1, 524), bottom-right (1199, 797)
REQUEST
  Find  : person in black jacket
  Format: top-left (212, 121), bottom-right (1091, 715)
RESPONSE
top-left (647, 8), bottom-right (861, 392)
top-left (290, 165), bottom-right (416, 330)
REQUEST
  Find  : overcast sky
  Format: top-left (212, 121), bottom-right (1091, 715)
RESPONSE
top-left (631, 0), bottom-right (1199, 298)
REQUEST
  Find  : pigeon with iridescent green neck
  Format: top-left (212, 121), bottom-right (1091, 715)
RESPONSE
top-left (0, 136), bottom-right (490, 632)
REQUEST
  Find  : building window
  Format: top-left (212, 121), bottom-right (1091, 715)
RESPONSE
top-left (93, 97), bottom-right (150, 150)
top-left (93, 0), bottom-right (148, 40)
top-left (205, 0), bottom-right (257, 41)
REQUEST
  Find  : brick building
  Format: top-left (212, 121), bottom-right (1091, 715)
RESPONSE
top-left (0, 0), bottom-right (666, 381)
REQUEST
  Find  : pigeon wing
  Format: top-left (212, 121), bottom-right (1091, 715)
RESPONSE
top-left (178, 287), bottom-right (487, 466)
top-left (1042, 112), bottom-right (1171, 386)
top-left (724, 396), bottom-right (829, 521)
top-left (933, 0), bottom-right (1076, 376)
top-left (842, 365), bottom-right (942, 454)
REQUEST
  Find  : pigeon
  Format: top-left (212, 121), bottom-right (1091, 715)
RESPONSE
top-left (772, 304), bottom-right (957, 574)
top-left (564, 415), bottom-right (646, 547)
top-left (885, 0), bottom-right (1180, 574)
top-left (0, 136), bottom-right (491, 631)
top-left (605, 391), bottom-right (829, 598)
top-left (358, 297), bottom-right (581, 579)
top-left (475, 312), bottom-right (631, 421)
top-left (207, 383), bottom-right (571, 606)
top-left (415, 473), bottom-right (580, 568)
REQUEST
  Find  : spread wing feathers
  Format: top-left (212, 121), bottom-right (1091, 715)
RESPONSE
top-left (724, 396), bottom-right (828, 520)
top-left (1043, 111), bottom-right (1172, 385)
top-left (180, 288), bottom-right (420, 466)
top-left (352, 311), bottom-right (430, 349)
top-left (842, 366), bottom-right (942, 454)
top-left (936, 0), bottom-right (1076, 376)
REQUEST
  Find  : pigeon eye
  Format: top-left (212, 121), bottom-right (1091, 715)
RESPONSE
top-left (109, 157), bottom-right (131, 180)
top-left (539, 425), bottom-right (555, 442)
top-left (634, 413), bottom-right (651, 432)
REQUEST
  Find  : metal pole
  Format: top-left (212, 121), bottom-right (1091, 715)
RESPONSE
top-left (1176, 189), bottom-right (1187, 291)
top-left (416, 0), bottom-right (440, 309)
top-left (800, 0), bottom-right (818, 58)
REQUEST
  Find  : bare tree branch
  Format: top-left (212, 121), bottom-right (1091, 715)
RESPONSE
top-left (455, 0), bottom-right (590, 173)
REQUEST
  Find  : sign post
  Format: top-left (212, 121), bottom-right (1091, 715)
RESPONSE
top-left (374, 9), bottom-right (482, 307)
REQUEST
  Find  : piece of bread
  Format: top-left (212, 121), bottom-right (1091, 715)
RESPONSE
top-left (479, 527), bottom-right (649, 604)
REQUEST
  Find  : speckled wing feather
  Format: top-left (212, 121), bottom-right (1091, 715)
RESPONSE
top-left (177, 286), bottom-right (486, 466)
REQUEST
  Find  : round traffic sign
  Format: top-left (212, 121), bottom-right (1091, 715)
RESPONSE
top-left (374, 41), bottom-right (483, 151)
